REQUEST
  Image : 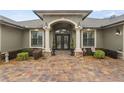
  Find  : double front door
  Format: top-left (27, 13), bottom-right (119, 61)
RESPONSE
top-left (55, 34), bottom-right (70, 50)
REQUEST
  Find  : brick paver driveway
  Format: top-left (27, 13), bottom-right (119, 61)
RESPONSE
top-left (0, 51), bottom-right (124, 82)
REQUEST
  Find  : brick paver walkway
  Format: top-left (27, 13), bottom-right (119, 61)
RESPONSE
top-left (0, 50), bottom-right (124, 82)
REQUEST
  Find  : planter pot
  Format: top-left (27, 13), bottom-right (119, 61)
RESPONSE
top-left (70, 49), bottom-right (75, 56)
top-left (51, 49), bottom-right (56, 56)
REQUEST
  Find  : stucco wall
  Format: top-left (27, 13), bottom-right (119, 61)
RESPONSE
top-left (22, 30), bottom-right (30, 48)
top-left (43, 15), bottom-right (82, 25)
top-left (102, 25), bottom-right (123, 51)
top-left (1, 25), bottom-right (24, 52)
top-left (96, 29), bottom-right (103, 48)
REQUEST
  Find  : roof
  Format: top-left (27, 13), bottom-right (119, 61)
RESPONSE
top-left (33, 10), bottom-right (92, 20)
top-left (18, 19), bottom-right (43, 28)
top-left (1, 14), bottom-right (124, 29)
top-left (0, 15), bottom-right (24, 28)
top-left (81, 14), bottom-right (124, 28)
top-left (34, 10), bottom-right (92, 14)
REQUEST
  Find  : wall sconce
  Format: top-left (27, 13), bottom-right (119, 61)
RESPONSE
top-left (87, 28), bottom-right (91, 31)
top-left (78, 22), bottom-right (81, 28)
top-left (43, 22), bottom-right (48, 29)
top-left (115, 28), bottom-right (121, 35)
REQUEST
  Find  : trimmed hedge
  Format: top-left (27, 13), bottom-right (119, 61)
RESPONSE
top-left (32, 49), bottom-right (42, 60)
top-left (16, 52), bottom-right (29, 61)
top-left (94, 50), bottom-right (105, 59)
top-left (94, 48), bottom-right (118, 59)
top-left (1, 48), bottom-right (43, 60)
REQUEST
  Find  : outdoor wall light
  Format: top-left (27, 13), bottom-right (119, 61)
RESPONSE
top-left (87, 28), bottom-right (91, 31)
top-left (43, 22), bottom-right (48, 29)
top-left (115, 28), bottom-right (121, 35)
top-left (78, 22), bottom-right (81, 28)
top-left (34, 29), bottom-right (39, 31)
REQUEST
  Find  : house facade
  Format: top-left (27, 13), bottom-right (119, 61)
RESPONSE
top-left (0, 10), bottom-right (124, 59)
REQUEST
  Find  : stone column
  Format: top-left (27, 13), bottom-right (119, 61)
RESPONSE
top-left (44, 28), bottom-right (51, 56)
top-left (75, 27), bottom-right (82, 56)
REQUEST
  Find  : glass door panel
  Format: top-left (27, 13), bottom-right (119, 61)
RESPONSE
top-left (63, 35), bottom-right (69, 49)
top-left (55, 34), bottom-right (70, 50)
top-left (56, 35), bottom-right (62, 49)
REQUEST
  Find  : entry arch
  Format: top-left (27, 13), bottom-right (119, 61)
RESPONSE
top-left (48, 18), bottom-right (77, 29)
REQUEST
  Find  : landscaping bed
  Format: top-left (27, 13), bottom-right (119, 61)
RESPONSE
top-left (82, 48), bottom-right (119, 59)
top-left (0, 48), bottom-right (43, 62)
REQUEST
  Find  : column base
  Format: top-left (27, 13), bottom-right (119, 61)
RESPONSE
top-left (44, 52), bottom-right (51, 57)
top-left (43, 48), bottom-right (51, 57)
top-left (45, 48), bottom-right (51, 52)
top-left (74, 48), bottom-right (83, 57)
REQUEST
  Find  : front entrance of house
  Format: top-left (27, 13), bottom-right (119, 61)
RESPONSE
top-left (55, 34), bottom-right (70, 50)
top-left (50, 21), bottom-right (76, 51)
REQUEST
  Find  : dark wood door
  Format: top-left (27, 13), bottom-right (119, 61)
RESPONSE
top-left (55, 34), bottom-right (70, 50)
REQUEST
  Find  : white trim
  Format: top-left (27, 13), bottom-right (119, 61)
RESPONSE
top-left (48, 18), bottom-right (77, 28)
top-left (81, 30), bottom-right (83, 48)
top-left (1, 22), bottom-right (24, 29)
top-left (75, 27), bottom-right (82, 52)
top-left (81, 29), bottom-right (96, 48)
top-left (0, 24), bottom-right (1, 52)
top-left (94, 29), bottom-right (97, 48)
top-left (29, 29), bottom-right (44, 48)
top-left (44, 28), bottom-right (51, 52)
top-left (29, 29), bottom-right (31, 48)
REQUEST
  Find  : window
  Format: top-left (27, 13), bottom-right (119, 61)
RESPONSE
top-left (31, 31), bottom-right (43, 47)
top-left (83, 31), bottom-right (94, 47)
top-left (55, 29), bottom-right (70, 34)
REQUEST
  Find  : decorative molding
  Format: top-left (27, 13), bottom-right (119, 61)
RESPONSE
top-left (29, 29), bottom-right (44, 48)
top-left (48, 18), bottom-right (77, 28)
top-left (81, 29), bottom-right (96, 48)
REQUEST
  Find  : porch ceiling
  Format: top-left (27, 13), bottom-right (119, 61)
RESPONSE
top-left (33, 10), bottom-right (92, 20)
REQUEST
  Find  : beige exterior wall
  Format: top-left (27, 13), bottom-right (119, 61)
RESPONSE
top-left (102, 25), bottom-right (123, 51)
top-left (22, 30), bottom-right (30, 48)
top-left (1, 25), bottom-right (24, 52)
top-left (96, 29), bottom-right (103, 48)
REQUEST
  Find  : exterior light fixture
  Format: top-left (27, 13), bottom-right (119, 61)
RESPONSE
top-left (115, 28), bottom-right (121, 35)
top-left (43, 22), bottom-right (48, 29)
top-left (87, 28), bottom-right (91, 31)
top-left (34, 29), bottom-right (39, 31)
top-left (78, 22), bottom-right (81, 28)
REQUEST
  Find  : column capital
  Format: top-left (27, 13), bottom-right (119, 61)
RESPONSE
top-left (75, 26), bottom-right (81, 30)
top-left (43, 27), bottom-right (50, 31)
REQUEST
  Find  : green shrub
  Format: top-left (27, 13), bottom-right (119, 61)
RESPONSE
top-left (94, 50), bottom-right (105, 59)
top-left (16, 52), bottom-right (29, 61)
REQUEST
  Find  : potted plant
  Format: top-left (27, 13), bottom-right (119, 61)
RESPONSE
top-left (70, 38), bottom-right (75, 56)
top-left (51, 38), bottom-right (56, 56)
